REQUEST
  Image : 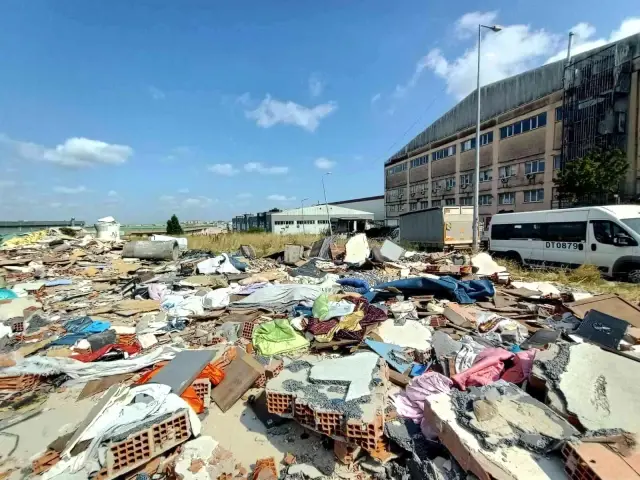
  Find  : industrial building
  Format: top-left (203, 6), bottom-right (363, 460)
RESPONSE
top-left (232, 205), bottom-right (375, 234)
top-left (329, 195), bottom-right (386, 223)
top-left (384, 33), bottom-right (640, 229)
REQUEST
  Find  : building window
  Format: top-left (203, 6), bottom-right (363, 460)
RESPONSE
top-left (460, 197), bottom-right (473, 206)
top-left (479, 194), bottom-right (493, 206)
top-left (500, 112), bottom-right (547, 139)
top-left (386, 163), bottom-right (407, 176)
top-left (445, 198), bottom-right (456, 206)
top-left (410, 155), bottom-right (429, 168)
top-left (523, 189), bottom-right (544, 203)
top-left (387, 205), bottom-right (396, 213)
top-left (499, 165), bottom-right (516, 178)
top-left (432, 200), bottom-right (442, 207)
top-left (410, 202), bottom-right (417, 211)
top-left (555, 107), bottom-right (563, 122)
top-left (479, 169), bottom-right (492, 182)
top-left (461, 139), bottom-right (474, 152)
top-left (318, 219), bottom-right (330, 224)
top-left (398, 203), bottom-right (405, 212)
top-left (420, 200), bottom-right (429, 209)
top-left (480, 131), bottom-right (493, 146)
top-left (553, 155), bottom-right (563, 170)
top-left (298, 220), bottom-right (316, 224)
top-left (460, 132), bottom-right (493, 152)
top-left (274, 220), bottom-right (294, 225)
top-left (525, 159), bottom-right (545, 174)
top-left (445, 177), bottom-right (456, 189)
top-left (460, 173), bottom-right (471, 186)
top-left (431, 145), bottom-right (456, 161)
top-left (498, 192), bottom-right (515, 205)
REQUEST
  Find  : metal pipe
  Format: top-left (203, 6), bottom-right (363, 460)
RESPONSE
top-left (566, 31), bottom-right (574, 64)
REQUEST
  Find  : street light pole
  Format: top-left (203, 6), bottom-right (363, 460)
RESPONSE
top-left (301, 197), bottom-right (309, 234)
top-left (472, 23), bottom-right (502, 252)
top-left (321, 172), bottom-right (334, 236)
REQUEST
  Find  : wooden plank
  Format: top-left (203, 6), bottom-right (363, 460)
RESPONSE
top-left (77, 374), bottom-right (133, 401)
top-left (565, 294), bottom-right (640, 327)
top-left (388, 370), bottom-right (410, 388)
top-left (212, 348), bottom-right (262, 412)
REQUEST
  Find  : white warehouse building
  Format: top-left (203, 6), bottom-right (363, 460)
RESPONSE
top-left (270, 205), bottom-right (375, 235)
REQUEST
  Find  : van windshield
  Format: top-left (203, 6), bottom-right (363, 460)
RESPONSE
top-left (621, 218), bottom-right (640, 235)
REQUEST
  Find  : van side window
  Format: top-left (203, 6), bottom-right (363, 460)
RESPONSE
top-left (545, 222), bottom-right (586, 242)
top-left (591, 220), bottom-right (634, 245)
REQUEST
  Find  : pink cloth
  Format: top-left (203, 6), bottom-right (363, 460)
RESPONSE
top-left (452, 348), bottom-right (513, 390)
top-left (393, 371), bottom-right (453, 421)
top-left (502, 349), bottom-right (538, 384)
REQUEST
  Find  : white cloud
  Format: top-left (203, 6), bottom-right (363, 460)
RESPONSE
top-left (371, 93), bottom-right (381, 104)
top-left (236, 92), bottom-right (252, 106)
top-left (149, 85), bottom-right (165, 100)
top-left (267, 194), bottom-right (296, 202)
top-left (314, 157), bottom-right (335, 170)
top-left (178, 188), bottom-right (190, 194)
top-left (243, 162), bottom-right (289, 175)
top-left (309, 74), bottom-right (324, 97)
top-left (547, 17), bottom-right (640, 63)
top-left (455, 11), bottom-right (499, 38)
top-left (245, 95), bottom-right (337, 132)
top-left (159, 195), bottom-right (175, 202)
top-left (50, 202), bottom-right (62, 208)
top-left (107, 190), bottom-right (118, 197)
top-left (236, 193), bottom-right (253, 199)
top-left (182, 196), bottom-right (215, 208)
top-left (207, 163), bottom-right (239, 176)
top-left (419, 14), bottom-right (640, 100)
top-left (393, 56), bottom-right (431, 98)
top-left (0, 134), bottom-right (133, 168)
top-left (53, 185), bottom-right (87, 194)
top-left (0, 180), bottom-right (16, 189)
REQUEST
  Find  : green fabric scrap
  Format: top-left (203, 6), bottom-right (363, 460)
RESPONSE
top-left (252, 319), bottom-right (309, 356)
top-left (312, 293), bottom-right (329, 320)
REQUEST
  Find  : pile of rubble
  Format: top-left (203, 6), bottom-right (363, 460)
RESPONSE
top-left (1, 229), bottom-right (639, 480)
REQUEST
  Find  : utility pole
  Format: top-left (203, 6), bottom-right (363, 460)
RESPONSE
top-left (301, 198), bottom-right (309, 234)
top-left (321, 172), bottom-right (334, 236)
top-left (472, 23), bottom-right (502, 251)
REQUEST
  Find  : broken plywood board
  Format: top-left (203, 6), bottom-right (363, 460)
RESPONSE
top-left (565, 294), bottom-right (640, 328)
top-left (308, 351), bottom-right (378, 401)
top-left (212, 348), bottom-right (263, 412)
top-left (77, 373), bottom-right (133, 400)
top-left (423, 392), bottom-right (565, 480)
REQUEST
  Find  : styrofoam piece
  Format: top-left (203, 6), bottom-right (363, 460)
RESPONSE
top-left (309, 352), bottom-right (378, 401)
top-left (150, 234), bottom-right (188, 251)
top-left (471, 252), bottom-right (506, 276)
top-left (345, 233), bottom-right (370, 266)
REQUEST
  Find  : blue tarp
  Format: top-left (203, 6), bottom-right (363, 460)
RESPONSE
top-left (52, 317), bottom-right (111, 346)
top-left (337, 278), bottom-right (370, 295)
top-left (363, 276), bottom-right (494, 304)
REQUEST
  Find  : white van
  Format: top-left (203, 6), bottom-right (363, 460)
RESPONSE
top-left (489, 205), bottom-right (640, 282)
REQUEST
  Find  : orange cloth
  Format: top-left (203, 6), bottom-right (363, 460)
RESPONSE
top-left (136, 362), bottom-right (225, 414)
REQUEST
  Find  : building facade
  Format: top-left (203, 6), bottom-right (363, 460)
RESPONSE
top-left (270, 205), bottom-right (374, 235)
top-left (385, 34), bottom-right (640, 229)
top-left (330, 195), bottom-right (386, 223)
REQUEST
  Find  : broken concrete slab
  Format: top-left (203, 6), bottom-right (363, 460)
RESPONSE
top-left (288, 463), bottom-right (323, 479)
top-left (444, 303), bottom-right (479, 328)
top-left (309, 352), bottom-right (378, 401)
top-left (558, 343), bottom-right (640, 434)
top-left (376, 319), bottom-right (433, 350)
top-left (451, 381), bottom-right (578, 453)
top-left (380, 240), bottom-right (405, 262)
top-left (423, 392), bottom-right (566, 480)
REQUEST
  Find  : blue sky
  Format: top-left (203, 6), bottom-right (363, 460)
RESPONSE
top-left (1, 1), bottom-right (638, 223)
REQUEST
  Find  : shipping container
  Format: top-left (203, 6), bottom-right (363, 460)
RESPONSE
top-left (399, 206), bottom-right (474, 249)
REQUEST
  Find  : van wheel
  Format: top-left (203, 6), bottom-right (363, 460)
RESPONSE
top-left (505, 251), bottom-right (523, 266)
top-left (628, 269), bottom-right (640, 284)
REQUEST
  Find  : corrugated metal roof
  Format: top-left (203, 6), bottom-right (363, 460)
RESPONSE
top-left (387, 33), bottom-right (640, 165)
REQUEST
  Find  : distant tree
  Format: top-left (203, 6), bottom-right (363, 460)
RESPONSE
top-left (554, 148), bottom-right (628, 205)
top-left (268, 208), bottom-right (282, 213)
top-left (166, 214), bottom-right (184, 235)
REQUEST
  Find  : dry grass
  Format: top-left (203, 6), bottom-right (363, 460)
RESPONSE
top-left (186, 232), bottom-right (325, 257)
top-left (502, 260), bottom-right (640, 302)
